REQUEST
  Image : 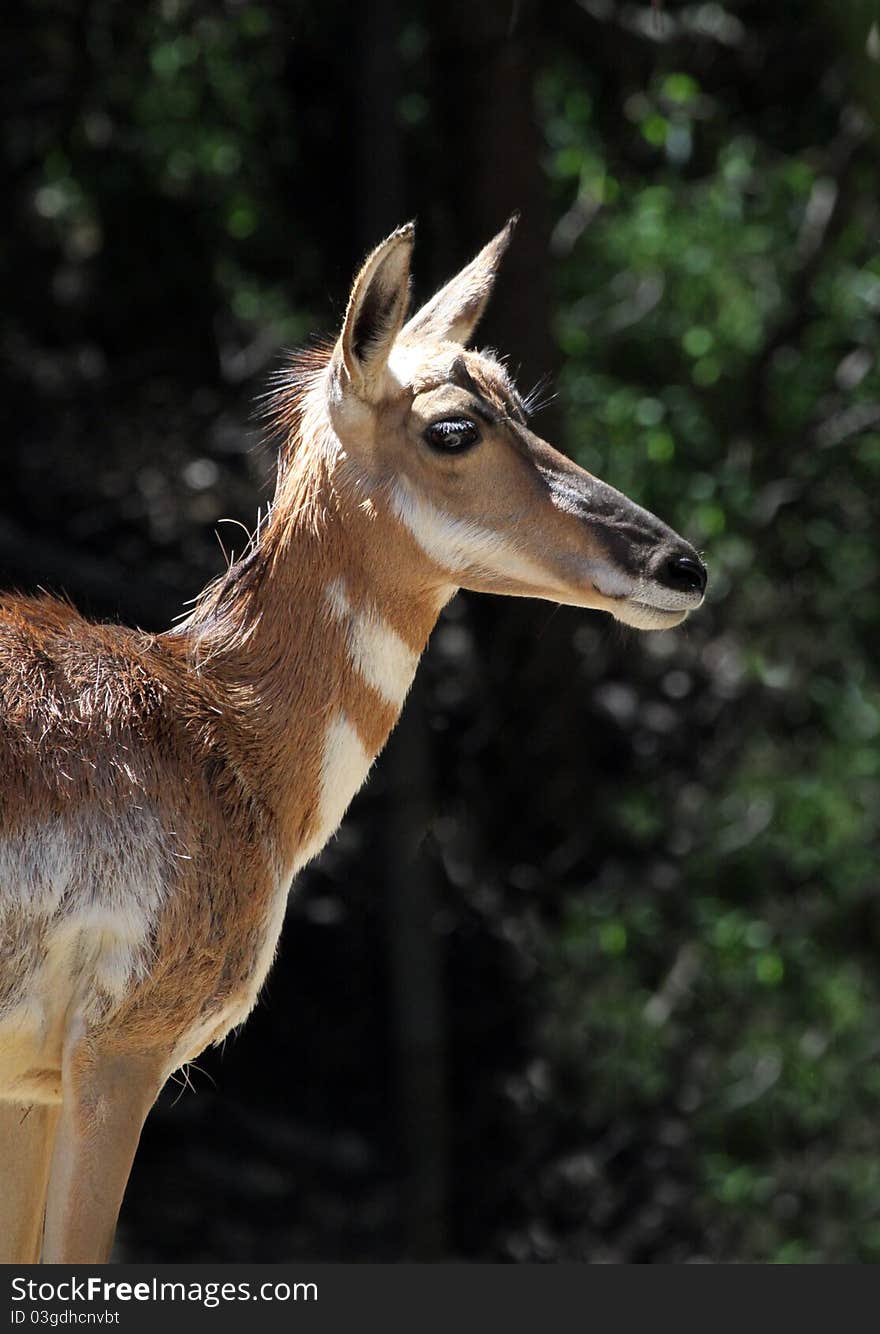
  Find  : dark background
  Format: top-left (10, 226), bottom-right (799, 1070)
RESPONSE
top-left (3, 0), bottom-right (880, 1262)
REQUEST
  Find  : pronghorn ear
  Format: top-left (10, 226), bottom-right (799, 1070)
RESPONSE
top-left (401, 215), bottom-right (517, 347)
top-left (337, 223), bottom-right (415, 401)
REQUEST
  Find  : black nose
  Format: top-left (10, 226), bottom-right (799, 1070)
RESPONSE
top-left (659, 552), bottom-right (707, 596)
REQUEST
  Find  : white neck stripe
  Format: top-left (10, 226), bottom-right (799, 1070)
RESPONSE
top-left (325, 578), bottom-right (419, 710)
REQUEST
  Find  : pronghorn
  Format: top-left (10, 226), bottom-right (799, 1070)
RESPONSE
top-left (0, 220), bottom-right (706, 1263)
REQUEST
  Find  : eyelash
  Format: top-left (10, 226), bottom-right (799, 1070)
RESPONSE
top-left (424, 417), bottom-right (480, 452)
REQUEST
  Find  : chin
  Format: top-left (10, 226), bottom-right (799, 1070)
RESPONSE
top-left (612, 602), bottom-right (689, 631)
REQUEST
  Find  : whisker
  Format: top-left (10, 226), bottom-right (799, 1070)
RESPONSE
top-left (522, 373), bottom-right (557, 419)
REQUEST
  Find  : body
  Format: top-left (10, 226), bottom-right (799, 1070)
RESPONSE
top-left (0, 483), bottom-right (441, 1104)
top-left (0, 221), bottom-right (706, 1261)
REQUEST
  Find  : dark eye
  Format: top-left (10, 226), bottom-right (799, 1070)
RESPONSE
top-left (424, 417), bottom-right (479, 453)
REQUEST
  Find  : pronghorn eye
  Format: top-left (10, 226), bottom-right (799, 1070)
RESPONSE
top-left (424, 417), bottom-right (479, 453)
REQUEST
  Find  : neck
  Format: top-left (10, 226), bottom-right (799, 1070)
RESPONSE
top-left (173, 431), bottom-right (448, 878)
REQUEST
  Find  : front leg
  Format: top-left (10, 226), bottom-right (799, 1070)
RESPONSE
top-left (0, 1103), bottom-right (60, 1263)
top-left (42, 1022), bottom-right (166, 1263)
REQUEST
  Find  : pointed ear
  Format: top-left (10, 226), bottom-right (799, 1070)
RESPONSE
top-left (337, 223), bottom-right (415, 401)
top-left (401, 215), bottom-right (517, 347)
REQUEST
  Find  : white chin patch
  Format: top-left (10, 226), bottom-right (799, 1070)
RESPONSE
top-left (613, 601), bottom-right (688, 631)
top-left (611, 572), bottom-right (704, 629)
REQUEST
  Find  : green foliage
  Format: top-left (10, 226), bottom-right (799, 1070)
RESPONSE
top-left (535, 7), bottom-right (880, 1262)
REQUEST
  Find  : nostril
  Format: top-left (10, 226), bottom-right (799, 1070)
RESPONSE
top-left (661, 553), bottom-right (707, 596)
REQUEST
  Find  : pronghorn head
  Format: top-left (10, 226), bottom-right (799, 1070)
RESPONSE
top-left (323, 220), bottom-right (707, 629)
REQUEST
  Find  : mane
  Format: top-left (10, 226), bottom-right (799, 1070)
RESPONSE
top-left (258, 339), bottom-right (336, 459)
top-left (171, 341), bottom-right (338, 653)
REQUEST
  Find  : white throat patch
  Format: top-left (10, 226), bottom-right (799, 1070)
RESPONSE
top-left (325, 578), bottom-right (419, 710)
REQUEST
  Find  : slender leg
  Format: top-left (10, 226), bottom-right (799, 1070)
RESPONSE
top-left (0, 1102), bottom-right (61, 1263)
top-left (42, 1029), bottom-right (165, 1264)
